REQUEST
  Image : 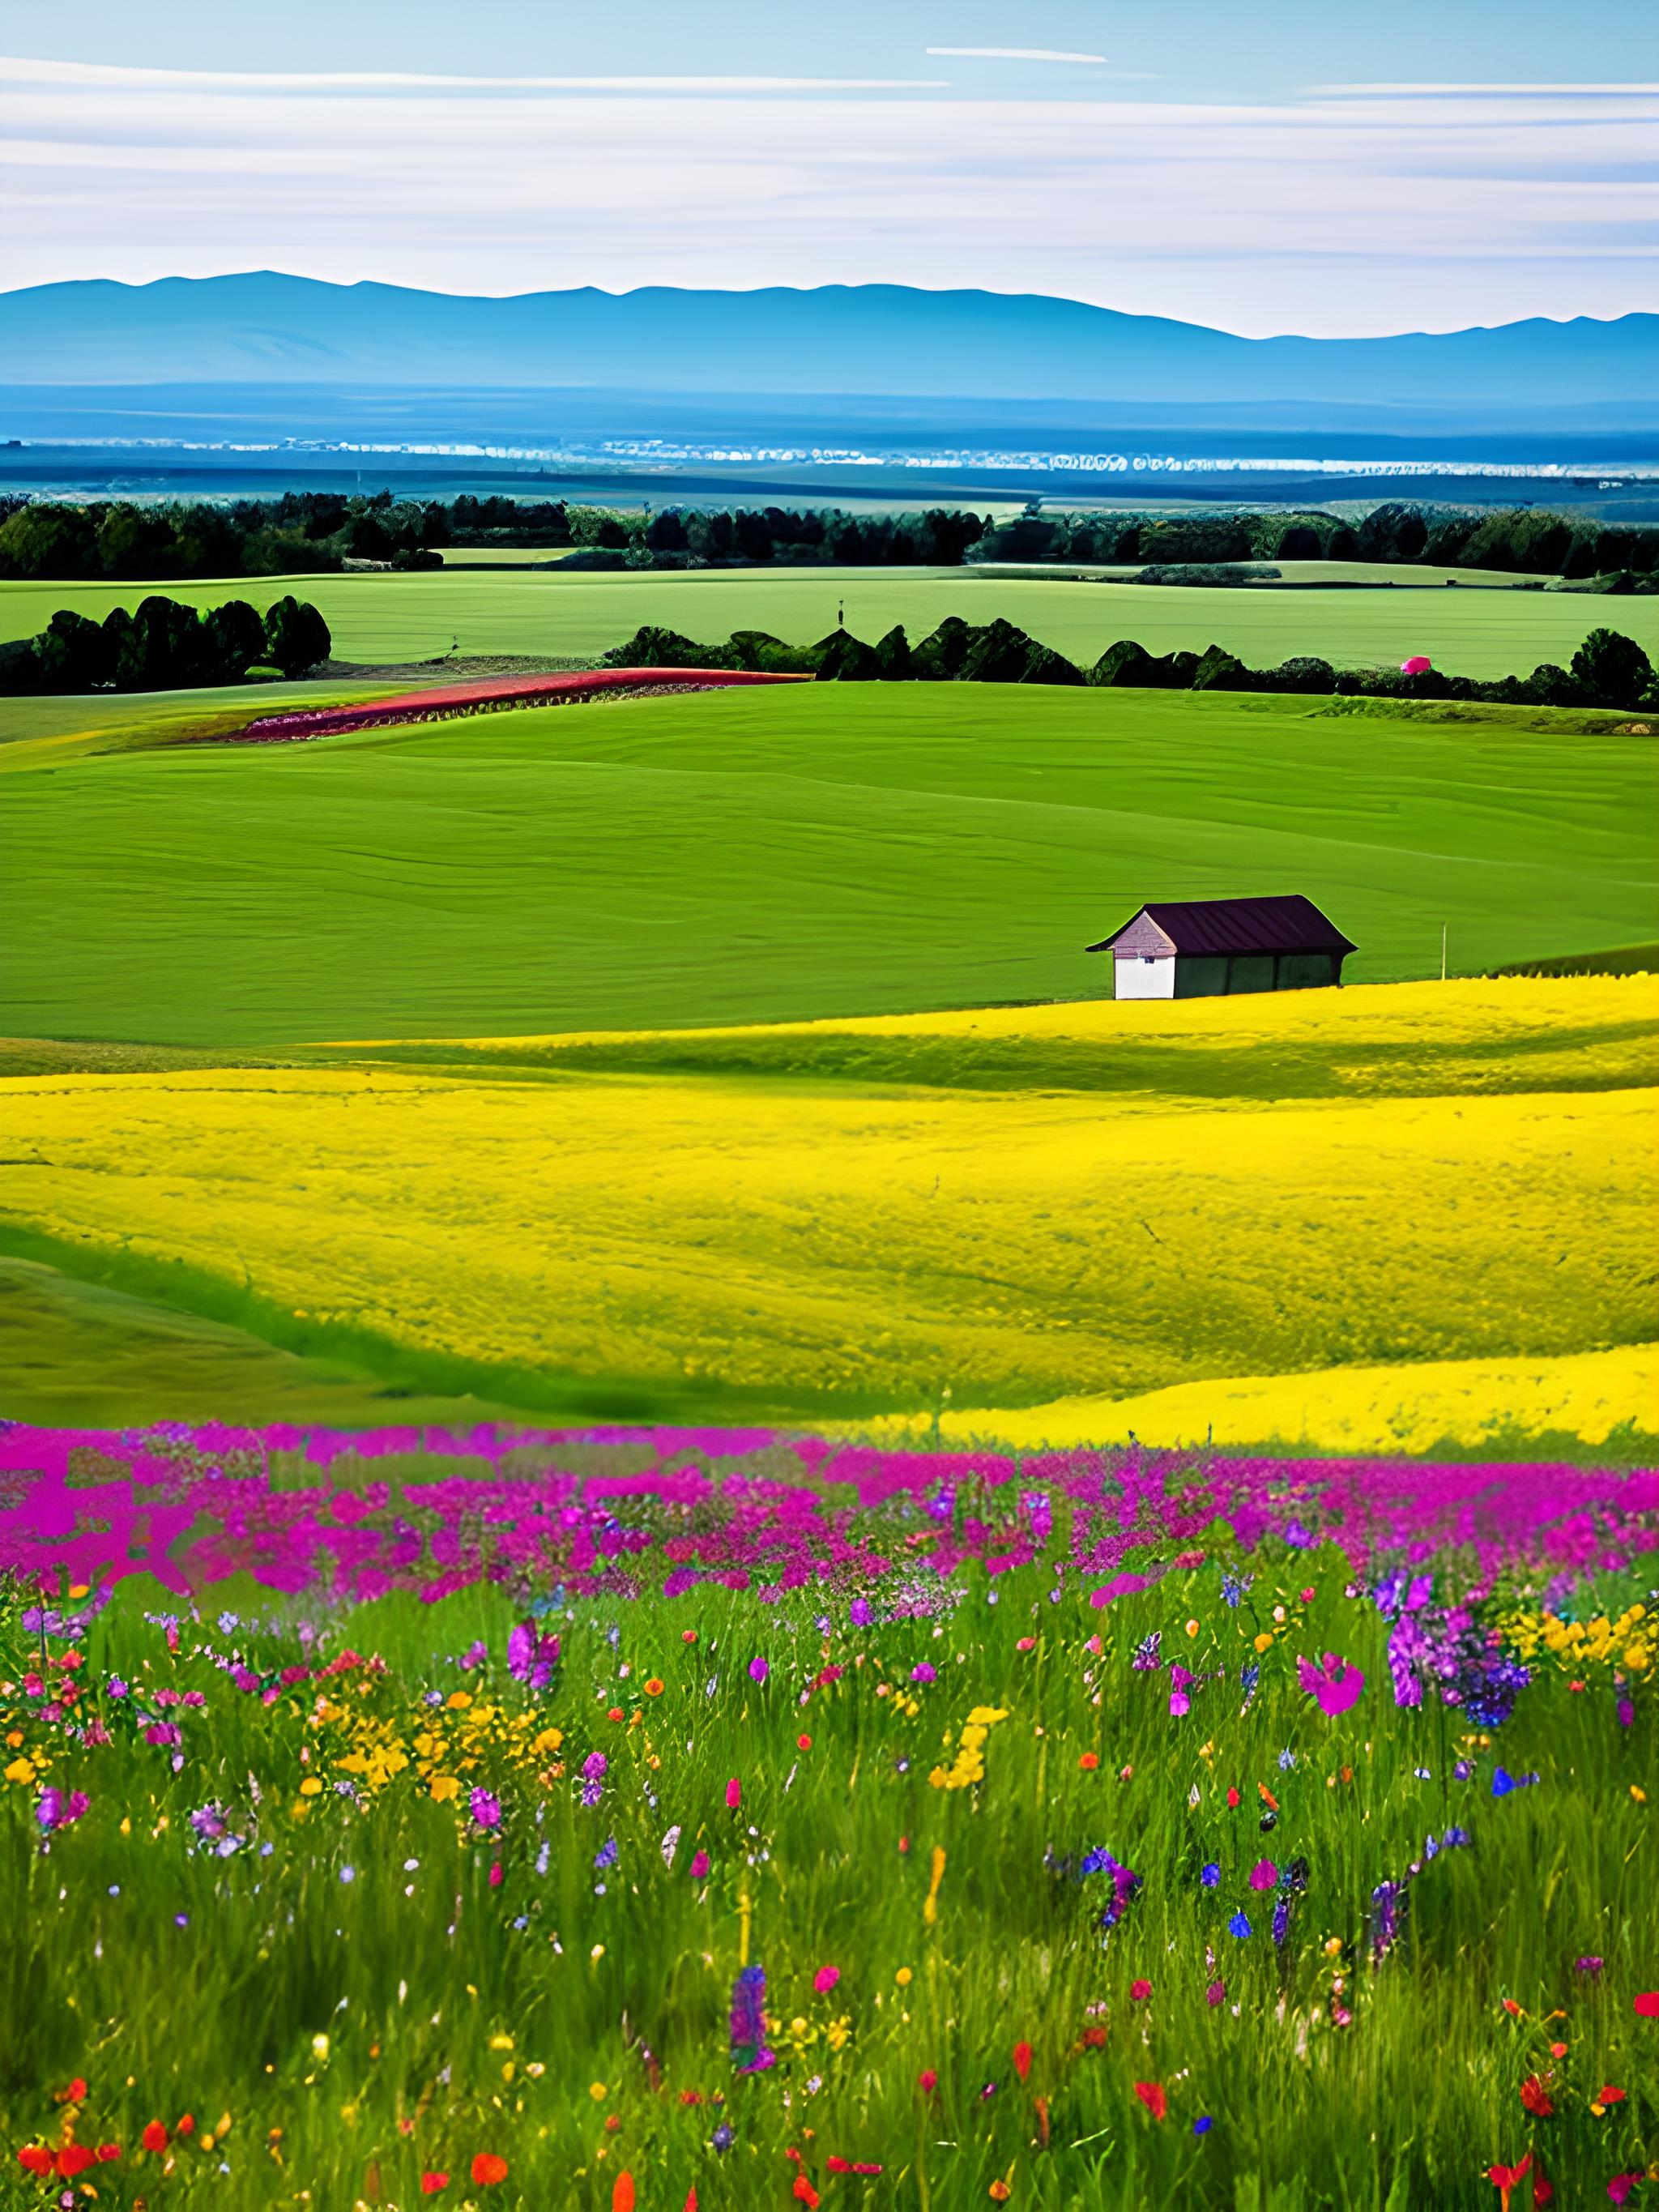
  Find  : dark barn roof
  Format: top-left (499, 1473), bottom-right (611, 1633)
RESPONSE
top-left (1087, 895), bottom-right (1357, 957)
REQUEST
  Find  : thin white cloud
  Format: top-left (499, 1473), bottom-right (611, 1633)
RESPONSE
top-left (925, 47), bottom-right (1109, 65)
top-left (1311, 82), bottom-right (1659, 96)
top-left (0, 56), bottom-right (949, 94)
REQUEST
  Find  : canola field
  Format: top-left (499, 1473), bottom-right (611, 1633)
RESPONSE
top-left (2, 979), bottom-right (1654, 1446)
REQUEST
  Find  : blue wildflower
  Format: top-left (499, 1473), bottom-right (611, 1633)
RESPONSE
top-left (1193, 2116), bottom-right (1213, 2135)
top-left (1240, 1663), bottom-right (1260, 1697)
top-left (1201, 1863), bottom-right (1221, 1888)
top-left (1228, 1912), bottom-right (1252, 1939)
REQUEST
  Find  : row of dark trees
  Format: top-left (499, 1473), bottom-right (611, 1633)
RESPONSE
top-left (0, 595), bottom-right (331, 694)
top-left (6, 491), bottom-right (1657, 582)
top-left (605, 620), bottom-right (1658, 712)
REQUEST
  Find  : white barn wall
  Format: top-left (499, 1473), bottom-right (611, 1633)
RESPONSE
top-left (1114, 953), bottom-right (1175, 1000)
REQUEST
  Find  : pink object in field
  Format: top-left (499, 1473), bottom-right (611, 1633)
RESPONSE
top-left (1401, 655), bottom-right (1433, 676)
top-left (232, 666), bottom-right (808, 745)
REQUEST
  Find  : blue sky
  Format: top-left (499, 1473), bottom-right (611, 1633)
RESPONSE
top-left (2, 1), bottom-right (1655, 332)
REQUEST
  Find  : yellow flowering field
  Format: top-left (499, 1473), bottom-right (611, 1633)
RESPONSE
top-left (2, 977), bottom-right (1654, 1432)
top-left (903, 1343), bottom-right (1659, 1455)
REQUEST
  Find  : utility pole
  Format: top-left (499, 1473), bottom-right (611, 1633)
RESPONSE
top-left (1441, 922), bottom-right (1448, 981)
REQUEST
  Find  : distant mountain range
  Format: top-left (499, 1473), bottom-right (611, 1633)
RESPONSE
top-left (3, 273), bottom-right (1654, 420)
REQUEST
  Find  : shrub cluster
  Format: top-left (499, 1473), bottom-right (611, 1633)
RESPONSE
top-left (0, 594), bottom-right (331, 694)
top-left (606, 619), bottom-right (1659, 712)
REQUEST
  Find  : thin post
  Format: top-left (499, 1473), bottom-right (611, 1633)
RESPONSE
top-left (1440, 923), bottom-right (1448, 981)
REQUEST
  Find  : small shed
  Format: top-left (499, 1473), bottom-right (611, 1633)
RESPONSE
top-left (1088, 895), bottom-right (1356, 1001)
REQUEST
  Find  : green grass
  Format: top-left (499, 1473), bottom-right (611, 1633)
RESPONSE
top-left (1491, 944), bottom-right (1659, 979)
top-left (0, 1252), bottom-right (535, 1430)
top-left (6, 564), bottom-right (1657, 676)
top-left (2, 1537), bottom-right (1653, 2211)
top-left (2, 685), bottom-right (1655, 1048)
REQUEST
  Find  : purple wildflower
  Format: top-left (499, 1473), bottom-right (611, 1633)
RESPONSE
top-left (35, 1787), bottom-right (89, 1833)
top-left (730, 1964), bottom-right (775, 2073)
top-left (507, 1621), bottom-right (561, 1691)
top-left (1369, 1879), bottom-right (1408, 1962)
top-left (748, 1657), bottom-right (770, 1684)
top-left (469, 1787), bottom-right (502, 1830)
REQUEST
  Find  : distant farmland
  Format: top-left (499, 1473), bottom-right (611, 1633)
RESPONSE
top-left (5, 563), bottom-right (1658, 676)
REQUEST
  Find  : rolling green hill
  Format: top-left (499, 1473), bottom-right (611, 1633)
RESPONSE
top-left (6, 562), bottom-right (1657, 677)
top-left (2, 683), bottom-right (1654, 1049)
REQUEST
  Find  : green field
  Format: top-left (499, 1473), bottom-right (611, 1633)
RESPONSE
top-left (3, 685), bottom-right (1656, 1049)
top-left (6, 563), bottom-right (1657, 676)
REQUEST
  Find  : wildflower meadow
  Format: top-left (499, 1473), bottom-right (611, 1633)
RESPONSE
top-left (1, 1422), bottom-right (1654, 2210)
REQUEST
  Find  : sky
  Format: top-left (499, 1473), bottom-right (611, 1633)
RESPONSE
top-left (2, 0), bottom-right (1655, 335)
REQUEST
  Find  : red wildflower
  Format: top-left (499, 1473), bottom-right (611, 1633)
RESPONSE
top-left (1133, 2082), bottom-right (1168, 2121)
top-left (17, 2146), bottom-right (53, 2176)
top-left (1487, 2153), bottom-right (1531, 2212)
top-left (1608, 2177), bottom-right (1644, 2208)
top-left (176, 2114), bottom-right (195, 2135)
top-left (613, 2173), bottom-right (637, 2212)
top-left (1012, 2042), bottom-right (1032, 2082)
top-left (726, 1777), bottom-right (742, 1810)
top-left (141, 2121), bottom-right (168, 2154)
top-left (1081, 2026), bottom-right (1108, 2049)
top-left (1534, 2174), bottom-right (1554, 2208)
top-left (685, 2193), bottom-right (698, 2212)
top-left (1634, 1993), bottom-right (1659, 2017)
top-left (1226, 1787), bottom-right (1241, 1808)
top-left (1259, 1783), bottom-right (1279, 1811)
top-left (1599, 2086), bottom-right (1627, 2103)
top-left (680, 2089), bottom-right (704, 2106)
top-left (607, 1707), bottom-right (625, 1723)
top-left (917, 2070), bottom-right (938, 2095)
top-left (53, 2146), bottom-right (96, 2179)
top-left (96, 2145), bottom-right (122, 2163)
top-left (1130, 1979), bottom-right (1153, 2001)
top-left (797, 1735), bottom-right (812, 1750)
top-left (1520, 2076), bottom-right (1555, 2116)
top-left (1079, 1752), bottom-right (1099, 1770)
top-left (1503, 1999), bottom-right (1523, 2018)
top-left (793, 2178), bottom-right (821, 2208)
top-left (471, 2152), bottom-right (509, 2184)
top-left (420, 2175), bottom-right (448, 2196)
top-left (58, 2078), bottom-right (88, 2105)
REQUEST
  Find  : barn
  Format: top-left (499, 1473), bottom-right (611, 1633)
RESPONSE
top-left (1088, 895), bottom-right (1356, 1000)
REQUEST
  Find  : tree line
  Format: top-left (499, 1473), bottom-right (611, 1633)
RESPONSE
top-left (0, 596), bottom-right (331, 694)
top-left (2, 491), bottom-right (1657, 583)
top-left (606, 620), bottom-right (1658, 713)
